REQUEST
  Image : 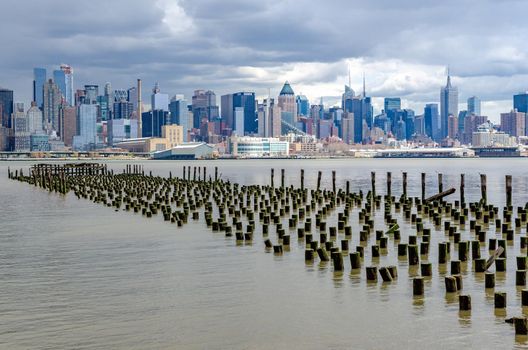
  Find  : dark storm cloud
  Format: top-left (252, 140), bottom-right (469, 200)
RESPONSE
top-left (0, 0), bottom-right (527, 116)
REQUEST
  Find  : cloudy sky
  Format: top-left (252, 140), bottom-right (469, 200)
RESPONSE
top-left (1, 0), bottom-right (527, 121)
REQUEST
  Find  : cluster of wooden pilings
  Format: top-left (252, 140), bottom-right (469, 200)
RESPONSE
top-left (8, 165), bottom-right (528, 336)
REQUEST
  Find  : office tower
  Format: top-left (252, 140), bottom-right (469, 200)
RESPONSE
top-left (73, 104), bottom-right (97, 150)
top-left (342, 80), bottom-right (372, 142)
top-left (278, 81), bottom-right (297, 129)
top-left (61, 106), bottom-right (77, 147)
top-left (424, 103), bottom-right (440, 141)
top-left (414, 115), bottom-right (425, 136)
top-left (127, 87), bottom-right (138, 111)
top-left (43, 79), bottom-right (61, 133)
top-left (33, 68), bottom-right (46, 109)
top-left (463, 114), bottom-right (488, 144)
top-left (96, 95), bottom-right (110, 122)
top-left (84, 85), bottom-right (99, 104)
top-left (169, 96), bottom-right (190, 142)
top-left (221, 92), bottom-right (256, 134)
top-left (440, 70), bottom-right (458, 139)
top-left (0, 87), bottom-right (14, 128)
top-left (27, 101), bottom-right (43, 135)
top-left (384, 97), bottom-right (401, 112)
top-left (192, 90), bottom-right (218, 128)
top-left (114, 89), bottom-right (127, 102)
top-left (514, 92), bottom-right (528, 114)
top-left (458, 110), bottom-right (468, 137)
top-left (403, 109), bottom-right (415, 139)
top-left (142, 110), bottom-right (169, 137)
top-left (53, 64), bottom-right (74, 106)
top-left (233, 107), bottom-right (245, 136)
top-left (257, 98), bottom-right (281, 137)
top-left (467, 96), bottom-right (481, 116)
top-left (448, 114), bottom-right (459, 139)
top-left (500, 109), bottom-right (525, 137)
top-left (341, 112), bottom-right (355, 144)
top-left (394, 117), bottom-right (406, 140)
top-left (12, 103), bottom-right (30, 151)
top-left (113, 100), bottom-right (134, 119)
top-left (137, 79), bottom-right (142, 138)
top-left (296, 95), bottom-right (309, 117)
top-left (151, 82), bottom-right (169, 112)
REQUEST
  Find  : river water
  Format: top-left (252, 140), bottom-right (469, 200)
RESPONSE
top-left (1, 158), bottom-right (528, 349)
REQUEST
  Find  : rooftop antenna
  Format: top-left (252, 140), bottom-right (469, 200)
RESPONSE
top-left (348, 64), bottom-right (352, 88)
top-left (362, 71), bottom-right (366, 98)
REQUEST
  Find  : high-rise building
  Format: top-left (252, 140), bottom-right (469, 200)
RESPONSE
top-left (27, 101), bottom-right (43, 135)
top-left (192, 90), bottom-right (218, 128)
top-left (463, 114), bottom-right (488, 144)
top-left (73, 104), bottom-right (97, 150)
top-left (500, 109), bottom-right (525, 137)
top-left (127, 87), bottom-right (138, 111)
top-left (61, 106), bottom-right (77, 147)
top-left (12, 103), bottom-right (30, 151)
top-left (142, 110), bottom-right (169, 138)
top-left (0, 87), bottom-right (14, 129)
top-left (403, 109), bottom-right (415, 139)
top-left (84, 85), bottom-right (99, 104)
top-left (467, 96), bottom-right (481, 116)
top-left (114, 89), bottom-right (127, 102)
top-left (448, 114), bottom-right (459, 140)
top-left (43, 79), bottom-right (61, 133)
top-left (33, 68), bottom-right (47, 109)
top-left (514, 92), bottom-right (528, 114)
top-left (278, 82), bottom-right (297, 131)
top-left (342, 81), bottom-right (372, 142)
top-left (296, 95), bottom-right (309, 117)
top-left (221, 92), bottom-right (256, 134)
top-left (341, 112), bottom-right (355, 144)
top-left (424, 103), bottom-right (440, 141)
top-left (257, 98), bottom-right (281, 137)
top-left (384, 97), bottom-right (401, 112)
top-left (233, 107), bottom-right (245, 136)
top-left (53, 64), bottom-right (74, 106)
top-left (113, 100), bottom-right (134, 119)
top-left (440, 71), bottom-right (458, 139)
top-left (151, 82), bottom-right (169, 112)
top-left (169, 96), bottom-right (190, 142)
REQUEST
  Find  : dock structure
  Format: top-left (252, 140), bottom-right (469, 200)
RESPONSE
top-left (8, 164), bottom-right (528, 336)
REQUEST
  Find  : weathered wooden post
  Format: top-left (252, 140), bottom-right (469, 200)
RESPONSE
top-left (317, 171), bottom-right (322, 191)
top-left (438, 173), bottom-right (443, 193)
top-left (371, 172), bottom-right (376, 198)
top-left (300, 169), bottom-right (304, 190)
top-left (460, 174), bottom-right (465, 205)
top-left (421, 173), bottom-right (426, 200)
top-left (271, 168), bottom-right (274, 187)
top-left (387, 172), bottom-right (391, 198)
top-left (281, 169), bottom-right (285, 188)
top-left (480, 174), bottom-right (487, 204)
top-left (402, 172), bottom-right (407, 198)
top-left (506, 175), bottom-right (512, 207)
top-left (332, 170), bottom-right (336, 193)
top-left (183, 166), bottom-right (186, 180)
top-left (215, 166), bottom-right (218, 181)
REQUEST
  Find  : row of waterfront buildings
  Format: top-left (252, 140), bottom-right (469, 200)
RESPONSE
top-left (1, 64), bottom-right (528, 157)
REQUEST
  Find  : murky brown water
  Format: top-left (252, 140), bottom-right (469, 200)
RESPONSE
top-left (2, 158), bottom-right (528, 349)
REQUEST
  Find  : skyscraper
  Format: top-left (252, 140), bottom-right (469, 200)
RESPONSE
top-left (33, 68), bottom-right (46, 109)
top-left (424, 103), bottom-right (440, 141)
top-left (0, 87), bottom-right (14, 129)
top-left (221, 92), bottom-right (256, 134)
top-left (440, 70), bottom-right (458, 139)
top-left (169, 96), bottom-right (190, 142)
top-left (53, 64), bottom-right (74, 106)
top-left (27, 101), bottom-right (43, 135)
top-left (467, 96), bottom-right (481, 116)
top-left (73, 104), bottom-right (97, 150)
top-left (500, 110), bottom-right (525, 137)
top-left (514, 92), bottom-right (528, 114)
top-left (43, 79), bottom-right (61, 133)
top-left (12, 103), bottom-right (30, 152)
top-left (296, 95), bottom-right (309, 117)
top-left (192, 90), bottom-right (218, 129)
top-left (151, 82), bottom-right (169, 112)
top-left (84, 85), bottom-right (99, 104)
top-left (384, 97), bottom-right (401, 112)
top-left (278, 81), bottom-right (297, 131)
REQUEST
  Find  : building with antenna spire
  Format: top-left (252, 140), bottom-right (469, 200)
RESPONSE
top-left (278, 81), bottom-right (297, 133)
top-left (440, 67), bottom-right (458, 139)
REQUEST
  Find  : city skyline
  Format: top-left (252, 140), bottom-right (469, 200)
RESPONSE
top-left (1, 0), bottom-right (528, 122)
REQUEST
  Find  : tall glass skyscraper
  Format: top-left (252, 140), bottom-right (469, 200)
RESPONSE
top-left (169, 96), bottom-right (190, 142)
top-left (384, 97), bottom-right (401, 112)
top-left (467, 96), bottom-right (481, 115)
top-left (440, 71), bottom-right (458, 139)
top-left (0, 87), bottom-right (14, 128)
top-left (424, 103), bottom-right (440, 141)
top-left (33, 68), bottom-right (46, 109)
top-left (514, 92), bottom-right (528, 114)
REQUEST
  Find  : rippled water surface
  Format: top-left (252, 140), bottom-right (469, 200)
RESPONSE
top-left (2, 158), bottom-right (528, 349)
